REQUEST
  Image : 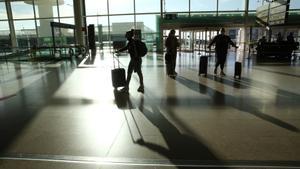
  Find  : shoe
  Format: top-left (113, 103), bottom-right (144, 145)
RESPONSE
top-left (120, 87), bottom-right (129, 93)
top-left (169, 74), bottom-right (176, 78)
top-left (137, 86), bottom-right (144, 93)
top-left (220, 71), bottom-right (226, 76)
top-left (214, 69), bottom-right (217, 75)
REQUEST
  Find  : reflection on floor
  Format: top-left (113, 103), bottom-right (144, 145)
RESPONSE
top-left (0, 50), bottom-right (300, 169)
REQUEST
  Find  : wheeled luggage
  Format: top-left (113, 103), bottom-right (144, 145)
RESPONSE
top-left (111, 53), bottom-right (126, 88)
top-left (234, 62), bottom-right (242, 79)
top-left (199, 56), bottom-right (208, 77)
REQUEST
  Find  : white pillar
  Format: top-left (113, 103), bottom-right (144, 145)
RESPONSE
top-left (5, 1), bottom-right (18, 51)
top-left (38, 5), bottom-right (53, 37)
top-left (73, 0), bottom-right (84, 46)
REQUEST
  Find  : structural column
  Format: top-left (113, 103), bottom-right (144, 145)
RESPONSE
top-left (5, 1), bottom-right (18, 51)
top-left (73, 0), bottom-right (85, 46)
top-left (244, 0), bottom-right (250, 57)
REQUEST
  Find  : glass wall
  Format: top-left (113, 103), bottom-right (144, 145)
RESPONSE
top-left (2, 0), bottom-right (300, 54)
top-left (85, 0), bottom-right (107, 16)
top-left (86, 16), bottom-right (109, 48)
top-left (0, 2), bottom-right (9, 53)
top-left (0, 21), bottom-right (10, 53)
top-left (11, 1), bottom-right (35, 19)
top-left (219, 0), bottom-right (245, 11)
top-left (290, 0), bottom-right (300, 9)
top-left (14, 20), bottom-right (37, 48)
top-left (249, 0), bottom-right (264, 11)
top-left (136, 0), bottom-right (160, 13)
top-left (109, 0), bottom-right (134, 14)
top-left (0, 2), bottom-right (7, 20)
top-left (136, 14), bottom-right (159, 51)
top-left (190, 0), bottom-right (217, 12)
top-left (59, 0), bottom-right (74, 17)
top-left (165, 0), bottom-right (189, 12)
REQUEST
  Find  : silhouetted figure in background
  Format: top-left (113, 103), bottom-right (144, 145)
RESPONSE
top-left (287, 32), bottom-right (295, 43)
top-left (208, 28), bottom-right (238, 76)
top-left (165, 29), bottom-right (180, 77)
top-left (258, 36), bottom-right (267, 45)
top-left (276, 32), bottom-right (283, 43)
top-left (287, 32), bottom-right (297, 61)
top-left (30, 44), bottom-right (37, 58)
top-left (117, 29), bottom-right (144, 93)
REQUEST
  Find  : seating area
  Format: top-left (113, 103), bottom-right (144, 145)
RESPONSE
top-left (256, 41), bottom-right (299, 62)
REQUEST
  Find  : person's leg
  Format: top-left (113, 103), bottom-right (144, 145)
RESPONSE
top-left (136, 60), bottom-right (144, 93)
top-left (215, 55), bottom-right (220, 74)
top-left (173, 54), bottom-right (177, 75)
top-left (124, 60), bottom-right (134, 91)
top-left (136, 70), bottom-right (144, 93)
top-left (220, 55), bottom-right (227, 76)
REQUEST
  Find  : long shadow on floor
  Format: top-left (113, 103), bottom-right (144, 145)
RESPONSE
top-left (206, 74), bottom-right (249, 89)
top-left (188, 68), bottom-right (248, 89)
top-left (128, 93), bottom-right (230, 169)
top-left (175, 76), bottom-right (299, 133)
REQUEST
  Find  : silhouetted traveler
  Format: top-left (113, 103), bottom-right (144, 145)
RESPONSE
top-left (117, 29), bottom-right (144, 93)
top-left (287, 32), bottom-right (297, 60)
top-left (276, 32), bottom-right (283, 43)
top-left (287, 32), bottom-right (295, 43)
top-left (208, 28), bottom-right (238, 76)
top-left (258, 36), bottom-right (267, 45)
top-left (165, 29), bottom-right (180, 77)
top-left (30, 44), bottom-right (37, 58)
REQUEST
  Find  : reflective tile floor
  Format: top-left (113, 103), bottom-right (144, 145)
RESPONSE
top-left (0, 50), bottom-right (300, 169)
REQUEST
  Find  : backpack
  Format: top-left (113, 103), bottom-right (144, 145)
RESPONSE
top-left (134, 40), bottom-right (148, 57)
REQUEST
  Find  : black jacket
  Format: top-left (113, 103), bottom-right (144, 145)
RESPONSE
top-left (208, 34), bottom-right (236, 55)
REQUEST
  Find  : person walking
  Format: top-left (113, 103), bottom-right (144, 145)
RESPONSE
top-left (165, 29), bottom-right (180, 77)
top-left (117, 29), bottom-right (144, 93)
top-left (208, 28), bottom-right (238, 76)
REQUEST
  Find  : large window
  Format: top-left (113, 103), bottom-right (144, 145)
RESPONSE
top-left (86, 16), bottom-right (109, 43)
top-left (110, 15), bottom-right (134, 33)
top-left (136, 0), bottom-right (160, 13)
top-left (136, 14), bottom-right (158, 52)
top-left (219, 0), bottom-right (245, 11)
top-left (14, 20), bottom-right (37, 48)
top-left (109, 0), bottom-right (134, 14)
top-left (0, 2), bottom-right (7, 20)
top-left (136, 14), bottom-right (157, 32)
top-left (0, 21), bottom-right (10, 50)
top-left (290, 0), bottom-right (300, 9)
top-left (190, 0), bottom-right (217, 12)
top-left (165, 0), bottom-right (189, 12)
top-left (85, 0), bottom-right (107, 16)
top-left (59, 0), bottom-right (74, 17)
top-left (0, 21), bottom-right (9, 31)
top-left (249, 0), bottom-right (264, 11)
top-left (11, 1), bottom-right (35, 19)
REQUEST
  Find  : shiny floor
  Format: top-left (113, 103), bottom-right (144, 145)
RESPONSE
top-left (0, 50), bottom-right (300, 169)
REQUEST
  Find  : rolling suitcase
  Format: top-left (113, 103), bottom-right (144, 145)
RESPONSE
top-left (234, 62), bottom-right (242, 79)
top-left (111, 53), bottom-right (126, 88)
top-left (199, 56), bottom-right (208, 77)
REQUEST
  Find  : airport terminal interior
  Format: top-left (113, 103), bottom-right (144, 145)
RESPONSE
top-left (1, 0), bottom-right (300, 168)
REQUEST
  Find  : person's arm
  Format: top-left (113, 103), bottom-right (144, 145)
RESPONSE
top-left (117, 43), bottom-right (129, 53)
top-left (207, 36), bottom-right (216, 48)
top-left (229, 37), bottom-right (238, 48)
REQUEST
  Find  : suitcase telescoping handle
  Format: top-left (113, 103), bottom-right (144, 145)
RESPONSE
top-left (112, 52), bottom-right (121, 69)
